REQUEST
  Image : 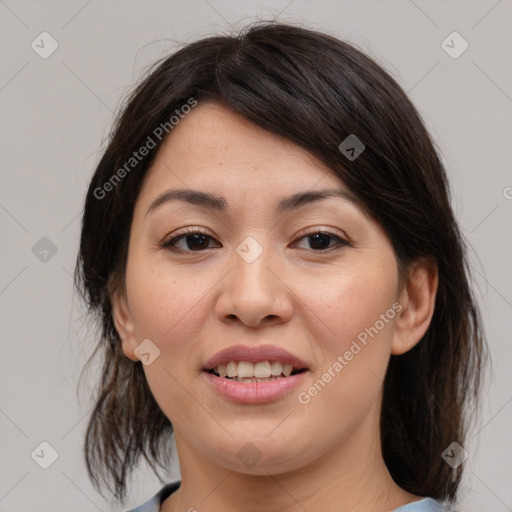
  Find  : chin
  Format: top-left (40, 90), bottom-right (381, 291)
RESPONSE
top-left (204, 436), bottom-right (315, 475)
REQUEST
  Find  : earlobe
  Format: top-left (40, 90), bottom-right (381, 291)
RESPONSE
top-left (391, 259), bottom-right (438, 356)
top-left (111, 290), bottom-right (139, 362)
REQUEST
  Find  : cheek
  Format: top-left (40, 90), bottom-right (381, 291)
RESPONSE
top-left (124, 259), bottom-right (214, 424)
top-left (302, 262), bottom-right (398, 356)
top-left (295, 262), bottom-right (398, 416)
top-left (125, 256), bottom-right (211, 342)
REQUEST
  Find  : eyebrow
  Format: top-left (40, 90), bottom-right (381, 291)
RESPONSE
top-left (146, 188), bottom-right (359, 217)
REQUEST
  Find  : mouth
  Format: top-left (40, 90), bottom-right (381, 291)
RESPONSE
top-left (205, 360), bottom-right (308, 382)
top-left (201, 344), bottom-right (310, 402)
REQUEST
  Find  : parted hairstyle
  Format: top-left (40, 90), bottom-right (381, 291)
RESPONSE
top-left (74, 20), bottom-right (488, 506)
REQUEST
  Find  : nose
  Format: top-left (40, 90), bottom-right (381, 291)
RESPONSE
top-left (214, 241), bottom-right (293, 328)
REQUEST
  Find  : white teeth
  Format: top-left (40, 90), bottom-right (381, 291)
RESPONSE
top-left (238, 361), bottom-right (253, 378)
top-left (233, 376), bottom-right (281, 382)
top-left (253, 361), bottom-right (271, 378)
top-left (226, 361), bottom-right (237, 377)
top-left (212, 360), bottom-right (299, 379)
top-left (271, 361), bottom-right (283, 376)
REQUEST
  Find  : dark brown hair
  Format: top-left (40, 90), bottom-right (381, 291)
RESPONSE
top-left (75, 20), bottom-right (488, 506)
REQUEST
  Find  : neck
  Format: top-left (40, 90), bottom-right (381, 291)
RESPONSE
top-left (161, 404), bottom-right (420, 512)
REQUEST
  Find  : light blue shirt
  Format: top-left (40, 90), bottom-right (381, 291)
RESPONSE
top-left (125, 481), bottom-right (454, 511)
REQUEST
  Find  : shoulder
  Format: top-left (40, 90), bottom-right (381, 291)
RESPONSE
top-left (124, 481), bottom-right (181, 512)
top-left (123, 487), bottom-right (453, 512)
top-left (392, 497), bottom-right (458, 511)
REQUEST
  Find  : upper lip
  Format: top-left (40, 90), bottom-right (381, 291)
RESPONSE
top-left (203, 344), bottom-right (309, 371)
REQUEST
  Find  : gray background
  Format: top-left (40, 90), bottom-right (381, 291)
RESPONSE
top-left (1, 0), bottom-right (511, 511)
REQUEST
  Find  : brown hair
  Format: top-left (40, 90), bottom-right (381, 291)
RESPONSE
top-left (74, 20), bottom-right (488, 506)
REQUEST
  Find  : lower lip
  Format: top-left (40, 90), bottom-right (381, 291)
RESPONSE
top-left (202, 370), bottom-right (309, 404)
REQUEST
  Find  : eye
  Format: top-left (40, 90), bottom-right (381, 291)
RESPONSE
top-left (160, 228), bottom-right (352, 253)
top-left (160, 228), bottom-right (220, 252)
top-left (293, 229), bottom-right (351, 251)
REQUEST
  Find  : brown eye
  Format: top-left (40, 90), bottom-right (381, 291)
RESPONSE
top-left (161, 228), bottom-right (351, 253)
top-left (294, 230), bottom-right (351, 251)
top-left (161, 230), bottom-right (220, 252)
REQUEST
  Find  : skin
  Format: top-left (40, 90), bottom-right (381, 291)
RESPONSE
top-left (112, 102), bottom-right (438, 512)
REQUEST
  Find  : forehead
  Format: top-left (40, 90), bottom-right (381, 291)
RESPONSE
top-left (165, 101), bottom-right (308, 160)
top-left (138, 102), bottom-right (349, 205)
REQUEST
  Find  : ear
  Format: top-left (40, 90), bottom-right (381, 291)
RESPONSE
top-left (391, 258), bottom-right (438, 356)
top-left (111, 290), bottom-right (139, 362)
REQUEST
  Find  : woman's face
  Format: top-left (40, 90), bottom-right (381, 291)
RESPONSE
top-left (114, 101), bottom-right (406, 475)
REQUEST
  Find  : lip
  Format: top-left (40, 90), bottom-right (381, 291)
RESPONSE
top-left (202, 370), bottom-right (309, 404)
top-left (202, 344), bottom-right (309, 371)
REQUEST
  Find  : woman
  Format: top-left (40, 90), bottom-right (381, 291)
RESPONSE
top-left (75, 21), bottom-right (487, 512)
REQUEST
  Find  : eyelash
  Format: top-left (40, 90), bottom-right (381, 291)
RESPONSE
top-left (159, 227), bottom-right (352, 253)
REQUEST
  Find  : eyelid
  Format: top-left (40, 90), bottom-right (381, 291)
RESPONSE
top-left (293, 225), bottom-right (350, 243)
top-left (160, 226), bottom-right (217, 247)
top-left (160, 225), bottom-right (353, 251)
